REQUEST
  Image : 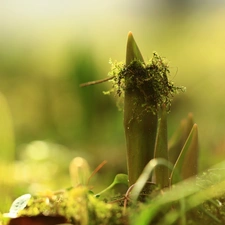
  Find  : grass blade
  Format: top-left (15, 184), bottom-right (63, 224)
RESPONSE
top-left (170, 123), bottom-right (198, 185)
top-left (154, 106), bottom-right (169, 188)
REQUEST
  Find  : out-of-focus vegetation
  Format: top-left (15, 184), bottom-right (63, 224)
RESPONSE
top-left (1, 0), bottom-right (225, 213)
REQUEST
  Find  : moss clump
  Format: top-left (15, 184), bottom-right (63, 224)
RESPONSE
top-left (8, 187), bottom-right (127, 225)
top-left (108, 52), bottom-right (185, 114)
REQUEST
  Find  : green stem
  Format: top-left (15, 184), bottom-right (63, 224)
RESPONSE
top-left (124, 32), bottom-right (158, 186)
top-left (154, 105), bottom-right (169, 188)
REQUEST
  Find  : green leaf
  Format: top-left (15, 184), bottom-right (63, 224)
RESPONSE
top-left (168, 113), bottom-right (194, 166)
top-left (126, 31), bottom-right (144, 65)
top-left (170, 123), bottom-right (198, 185)
top-left (124, 32), bottom-right (184, 186)
top-left (124, 32), bottom-right (158, 186)
top-left (95, 174), bottom-right (128, 197)
top-left (130, 158), bottom-right (173, 202)
top-left (132, 161), bottom-right (225, 225)
top-left (131, 178), bottom-right (198, 225)
top-left (181, 124), bottom-right (198, 179)
top-left (154, 106), bottom-right (169, 188)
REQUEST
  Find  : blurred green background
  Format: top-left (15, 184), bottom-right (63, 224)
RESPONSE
top-left (1, 0), bottom-right (225, 212)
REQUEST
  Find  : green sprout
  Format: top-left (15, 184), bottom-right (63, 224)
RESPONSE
top-left (108, 32), bottom-right (185, 186)
top-left (80, 31), bottom-right (198, 193)
top-left (95, 174), bottom-right (128, 197)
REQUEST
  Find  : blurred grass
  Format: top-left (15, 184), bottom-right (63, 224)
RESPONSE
top-left (1, 0), bottom-right (225, 212)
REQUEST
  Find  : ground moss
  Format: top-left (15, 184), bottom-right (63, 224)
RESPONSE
top-left (7, 187), bottom-right (127, 225)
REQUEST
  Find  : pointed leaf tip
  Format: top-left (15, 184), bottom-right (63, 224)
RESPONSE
top-left (128, 31), bottom-right (133, 37)
top-left (126, 32), bottom-right (144, 65)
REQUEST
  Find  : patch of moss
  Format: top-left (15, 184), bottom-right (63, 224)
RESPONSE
top-left (13, 187), bottom-right (127, 225)
top-left (108, 52), bottom-right (185, 114)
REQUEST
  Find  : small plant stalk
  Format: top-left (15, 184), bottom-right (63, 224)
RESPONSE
top-left (168, 113), bottom-right (194, 165)
top-left (80, 32), bottom-right (185, 188)
top-left (124, 99), bottom-right (158, 186)
top-left (154, 105), bottom-right (169, 188)
top-left (124, 32), bottom-right (158, 186)
top-left (170, 123), bottom-right (199, 185)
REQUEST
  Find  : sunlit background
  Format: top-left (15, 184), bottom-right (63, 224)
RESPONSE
top-left (1, 0), bottom-right (225, 212)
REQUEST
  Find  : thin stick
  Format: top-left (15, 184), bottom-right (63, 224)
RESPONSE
top-left (79, 76), bottom-right (115, 87)
top-left (87, 160), bottom-right (107, 185)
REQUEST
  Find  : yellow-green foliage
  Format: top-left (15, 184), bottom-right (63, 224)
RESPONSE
top-left (0, 92), bottom-right (15, 162)
top-left (13, 187), bottom-right (126, 225)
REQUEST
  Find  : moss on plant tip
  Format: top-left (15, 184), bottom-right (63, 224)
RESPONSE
top-left (108, 52), bottom-right (185, 114)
